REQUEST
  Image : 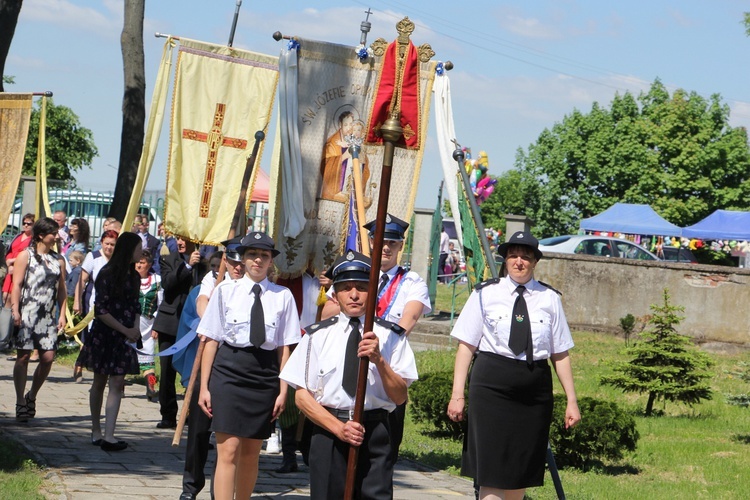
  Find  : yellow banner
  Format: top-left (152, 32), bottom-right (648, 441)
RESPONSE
top-left (0, 94), bottom-right (32, 225)
top-left (165, 38), bottom-right (279, 244)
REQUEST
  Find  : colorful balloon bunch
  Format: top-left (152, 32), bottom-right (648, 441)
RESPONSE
top-left (463, 149), bottom-right (497, 205)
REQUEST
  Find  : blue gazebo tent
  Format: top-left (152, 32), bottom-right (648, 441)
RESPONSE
top-left (682, 210), bottom-right (750, 240)
top-left (579, 203), bottom-right (682, 237)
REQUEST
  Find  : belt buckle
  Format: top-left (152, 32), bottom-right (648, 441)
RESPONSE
top-left (348, 409), bottom-right (354, 421)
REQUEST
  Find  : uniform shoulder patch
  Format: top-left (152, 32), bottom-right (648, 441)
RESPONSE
top-left (538, 280), bottom-right (562, 296)
top-left (374, 317), bottom-right (406, 335)
top-left (303, 316), bottom-right (338, 334)
top-left (474, 277), bottom-right (500, 290)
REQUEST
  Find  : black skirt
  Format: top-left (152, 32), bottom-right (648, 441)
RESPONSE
top-left (462, 351), bottom-right (553, 490)
top-left (208, 343), bottom-right (279, 439)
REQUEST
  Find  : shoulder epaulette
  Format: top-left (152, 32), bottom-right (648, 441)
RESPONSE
top-left (474, 277), bottom-right (501, 290)
top-left (374, 317), bottom-right (406, 335)
top-left (538, 280), bottom-right (562, 296)
top-left (303, 316), bottom-right (338, 335)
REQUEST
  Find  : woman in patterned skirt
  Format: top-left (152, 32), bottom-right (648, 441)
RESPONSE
top-left (76, 232), bottom-right (142, 451)
top-left (11, 217), bottom-right (67, 422)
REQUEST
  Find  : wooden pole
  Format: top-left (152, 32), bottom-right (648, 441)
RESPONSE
top-left (343, 113), bottom-right (403, 498)
top-left (348, 145), bottom-right (369, 256)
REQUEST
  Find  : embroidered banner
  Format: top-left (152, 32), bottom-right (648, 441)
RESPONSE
top-left (0, 94), bottom-right (32, 225)
top-left (165, 38), bottom-right (279, 244)
top-left (272, 39), bottom-right (436, 277)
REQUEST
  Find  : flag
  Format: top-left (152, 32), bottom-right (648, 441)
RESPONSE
top-left (0, 94), bottom-right (32, 224)
top-left (458, 175), bottom-right (490, 287)
top-left (272, 39), bottom-right (436, 278)
top-left (165, 38), bottom-right (279, 244)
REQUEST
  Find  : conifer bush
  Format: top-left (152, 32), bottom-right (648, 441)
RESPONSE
top-left (549, 394), bottom-right (639, 470)
top-left (409, 371), bottom-right (465, 439)
top-left (601, 289), bottom-right (713, 416)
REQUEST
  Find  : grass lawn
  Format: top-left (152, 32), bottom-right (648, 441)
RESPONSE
top-left (434, 281), bottom-right (470, 316)
top-left (401, 331), bottom-right (750, 499)
top-left (0, 438), bottom-right (46, 499)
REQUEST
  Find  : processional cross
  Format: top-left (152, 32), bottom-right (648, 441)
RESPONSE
top-left (182, 103), bottom-right (248, 217)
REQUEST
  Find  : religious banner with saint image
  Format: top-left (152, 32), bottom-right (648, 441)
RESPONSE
top-left (273, 36), bottom-right (436, 277)
top-left (165, 38), bottom-right (278, 244)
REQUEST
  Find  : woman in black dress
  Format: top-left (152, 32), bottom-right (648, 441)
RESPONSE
top-left (76, 232), bottom-right (142, 451)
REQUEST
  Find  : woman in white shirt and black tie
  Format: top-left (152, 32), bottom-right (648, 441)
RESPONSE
top-left (447, 231), bottom-right (581, 500)
top-left (197, 232), bottom-right (300, 500)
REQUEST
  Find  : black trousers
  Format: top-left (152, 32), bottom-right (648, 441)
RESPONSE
top-left (387, 401), bottom-right (407, 463)
top-left (183, 375), bottom-right (213, 495)
top-left (158, 335), bottom-right (178, 422)
top-left (309, 412), bottom-right (393, 500)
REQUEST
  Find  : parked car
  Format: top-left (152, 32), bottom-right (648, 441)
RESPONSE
top-left (5, 190), bottom-right (161, 244)
top-left (538, 235), bottom-right (660, 261)
top-left (660, 246), bottom-right (698, 263)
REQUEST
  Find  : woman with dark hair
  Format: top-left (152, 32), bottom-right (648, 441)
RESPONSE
top-left (63, 218), bottom-right (90, 270)
top-left (72, 229), bottom-right (119, 382)
top-left (76, 232), bottom-right (142, 451)
top-left (11, 217), bottom-right (67, 422)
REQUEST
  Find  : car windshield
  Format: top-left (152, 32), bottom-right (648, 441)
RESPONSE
top-left (539, 236), bottom-right (572, 246)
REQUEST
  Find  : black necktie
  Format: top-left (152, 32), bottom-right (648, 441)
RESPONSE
top-left (342, 317), bottom-right (361, 397)
top-left (509, 285), bottom-right (533, 364)
top-left (377, 274), bottom-right (390, 295)
top-left (250, 284), bottom-right (265, 347)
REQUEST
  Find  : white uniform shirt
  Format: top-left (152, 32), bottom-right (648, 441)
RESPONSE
top-left (279, 313), bottom-right (418, 413)
top-left (197, 275), bottom-right (301, 350)
top-left (378, 267), bottom-right (432, 323)
top-left (198, 270), bottom-right (233, 298)
top-left (451, 277), bottom-right (574, 360)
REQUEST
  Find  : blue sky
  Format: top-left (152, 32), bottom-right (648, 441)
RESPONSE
top-left (6, 0), bottom-right (750, 210)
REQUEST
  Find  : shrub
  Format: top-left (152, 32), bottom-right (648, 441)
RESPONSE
top-left (550, 394), bottom-right (639, 470)
top-left (409, 371), bottom-right (465, 439)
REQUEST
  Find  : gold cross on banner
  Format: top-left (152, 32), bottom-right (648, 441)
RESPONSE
top-left (182, 103), bottom-right (248, 218)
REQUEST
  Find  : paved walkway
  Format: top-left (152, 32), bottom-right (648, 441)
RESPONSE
top-left (0, 358), bottom-right (474, 499)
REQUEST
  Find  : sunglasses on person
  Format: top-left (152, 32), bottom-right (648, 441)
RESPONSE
top-left (22, 221), bottom-right (33, 226)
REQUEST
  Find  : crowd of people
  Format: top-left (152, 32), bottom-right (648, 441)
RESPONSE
top-left (3, 207), bottom-right (580, 500)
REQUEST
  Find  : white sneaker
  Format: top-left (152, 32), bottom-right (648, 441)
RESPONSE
top-left (266, 431), bottom-right (281, 454)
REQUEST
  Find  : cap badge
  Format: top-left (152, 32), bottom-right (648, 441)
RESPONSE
top-left (346, 251), bottom-right (355, 260)
top-left (386, 214), bottom-right (392, 223)
top-left (518, 234), bottom-right (524, 239)
top-left (254, 233), bottom-right (261, 239)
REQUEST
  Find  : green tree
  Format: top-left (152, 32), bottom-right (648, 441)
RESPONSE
top-left (24, 98), bottom-right (98, 182)
top-left (600, 289), bottom-right (714, 416)
top-left (514, 80), bottom-right (750, 237)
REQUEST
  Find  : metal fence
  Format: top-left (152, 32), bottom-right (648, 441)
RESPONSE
top-left (3, 180), bottom-right (269, 247)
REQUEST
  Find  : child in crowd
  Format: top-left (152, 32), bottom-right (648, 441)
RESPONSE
top-left (131, 250), bottom-right (162, 401)
top-left (66, 251), bottom-right (84, 300)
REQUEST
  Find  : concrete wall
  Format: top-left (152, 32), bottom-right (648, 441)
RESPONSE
top-left (535, 253), bottom-right (750, 346)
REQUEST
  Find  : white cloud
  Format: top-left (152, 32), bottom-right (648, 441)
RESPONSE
top-left (20, 0), bottom-right (121, 38)
top-left (498, 13), bottom-right (561, 40)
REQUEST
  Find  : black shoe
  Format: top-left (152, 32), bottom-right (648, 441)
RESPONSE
top-left (275, 461), bottom-right (298, 473)
top-left (156, 420), bottom-right (177, 429)
top-left (179, 493), bottom-right (196, 500)
top-left (100, 440), bottom-right (128, 451)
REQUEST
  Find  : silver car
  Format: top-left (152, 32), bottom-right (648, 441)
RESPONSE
top-left (538, 235), bottom-right (660, 261)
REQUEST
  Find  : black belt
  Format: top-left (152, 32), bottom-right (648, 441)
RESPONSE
top-left (325, 407), bottom-right (389, 422)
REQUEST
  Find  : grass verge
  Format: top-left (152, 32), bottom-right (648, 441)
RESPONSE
top-left (0, 436), bottom-right (45, 499)
top-left (401, 331), bottom-right (750, 498)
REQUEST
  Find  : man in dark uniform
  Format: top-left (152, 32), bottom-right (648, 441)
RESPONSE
top-left (152, 236), bottom-right (206, 429)
top-left (280, 251), bottom-right (418, 499)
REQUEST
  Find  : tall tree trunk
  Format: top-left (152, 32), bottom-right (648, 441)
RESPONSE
top-left (110, 0), bottom-right (145, 221)
top-left (0, 0), bottom-right (24, 92)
